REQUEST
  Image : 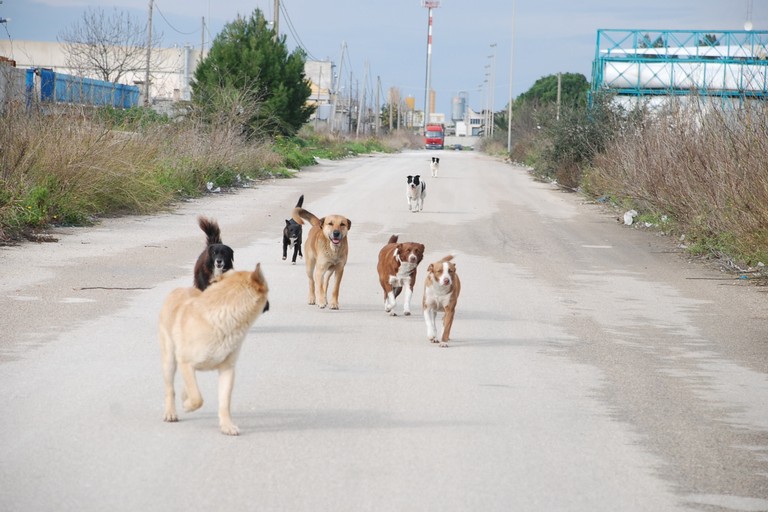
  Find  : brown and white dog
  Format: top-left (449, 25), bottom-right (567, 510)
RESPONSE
top-left (422, 255), bottom-right (461, 347)
top-left (292, 195), bottom-right (351, 310)
top-left (377, 234), bottom-right (425, 316)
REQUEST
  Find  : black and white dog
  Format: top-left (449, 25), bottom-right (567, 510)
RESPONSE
top-left (430, 156), bottom-right (440, 177)
top-left (193, 216), bottom-right (234, 291)
top-left (282, 195), bottom-right (304, 263)
top-left (406, 175), bottom-right (426, 212)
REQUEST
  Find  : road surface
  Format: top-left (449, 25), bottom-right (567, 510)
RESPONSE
top-left (1, 150), bottom-right (767, 511)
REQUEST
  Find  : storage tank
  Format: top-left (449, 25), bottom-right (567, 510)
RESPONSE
top-left (451, 95), bottom-right (466, 121)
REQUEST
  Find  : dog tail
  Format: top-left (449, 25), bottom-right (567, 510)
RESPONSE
top-left (291, 196), bottom-right (321, 228)
top-left (387, 234), bottom-right (398, 244)
top-left (198, 216), bottom-right (222, 245)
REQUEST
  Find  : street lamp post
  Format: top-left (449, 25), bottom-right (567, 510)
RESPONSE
top-left (489, 43), bottom-right (497, 137)
top-left (507, 0), bottom-right (517, 153)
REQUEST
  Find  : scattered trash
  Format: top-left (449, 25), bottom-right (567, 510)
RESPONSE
top-left (623, 210), bottom-right (638, 226)
top-left (206, 182), bottom-right (221, 193)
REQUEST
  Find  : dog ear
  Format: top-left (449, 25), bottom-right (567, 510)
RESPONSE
top-left (346, 218), bottom-right (351, 230)
top-left (285, 219), bottom-right (291, 226)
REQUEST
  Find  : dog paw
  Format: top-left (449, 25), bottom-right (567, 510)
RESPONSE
top-left (330, 304), bottom-right (339, 310)
top-left (429, 337), bottom-right (438, 343)
top-left (183, 397), bottom-right (203, 412)
top-left (439, 342), bottom-right (449, 348)
top-left (163, 412), bottom-right (178, 422)
top-left (220, 423), bottom-right (240, 436)
top-left (403, 311), bottom-right (411, 316)
top-left (282, 256), bottom-right (286, 260)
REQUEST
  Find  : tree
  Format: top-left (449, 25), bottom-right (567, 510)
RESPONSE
top-left (514, 73), bottom-right (590, 109)
top-left (191, 9), bottom-right (314, 137)
top-left (58, 7), bottom-right (156, 83)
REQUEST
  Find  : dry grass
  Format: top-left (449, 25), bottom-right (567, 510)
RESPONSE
top-left (586, 99), bottom-right (768, 264)
top-left (0, 103), bottom-right (280, 243)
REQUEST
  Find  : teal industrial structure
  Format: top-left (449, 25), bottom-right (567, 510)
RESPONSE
top-left (590, 29), bottom-right (768, 105)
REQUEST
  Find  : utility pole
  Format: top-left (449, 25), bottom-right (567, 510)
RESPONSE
top-left (201, 17), bottom-right (205, 62)
top-left (422, 1), bottom-right (440, 129)
top-left (375, 76), bottom-right (381, 136)
top-left (331, 42), bottom-right (346, 134)
top-left (489, 43), bottom-right (497, 137)
top-left (273, 0), bottom-right (279, 37)
top-left (144, 0), bottom-right (153, 107)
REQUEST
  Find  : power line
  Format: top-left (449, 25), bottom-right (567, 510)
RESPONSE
top-left (154, 0), bottom-right (199, 36)
top-left (279, 0), bottom-right (317, 60)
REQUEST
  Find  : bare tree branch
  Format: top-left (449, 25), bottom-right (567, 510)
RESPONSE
top-left (58, 7), bottom-right (163, 84)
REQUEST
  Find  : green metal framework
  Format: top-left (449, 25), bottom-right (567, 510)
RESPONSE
top-left (591, 29), bottom-right (768, 103)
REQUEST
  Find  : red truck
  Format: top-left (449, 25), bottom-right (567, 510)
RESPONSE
top-left (424, 123), bottom-right (445, 150)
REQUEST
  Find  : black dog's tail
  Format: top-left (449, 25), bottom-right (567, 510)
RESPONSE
top-left (198, 216), bottom-right (222, 245)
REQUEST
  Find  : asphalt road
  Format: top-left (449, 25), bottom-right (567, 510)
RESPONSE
top-left (1, 150), bottom-right (767, 512)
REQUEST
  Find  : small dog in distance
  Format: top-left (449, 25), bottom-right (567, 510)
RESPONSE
top-left (282, 195), bottom-right (304, 264)
top-left (430, 156), bottom-right (440, 177)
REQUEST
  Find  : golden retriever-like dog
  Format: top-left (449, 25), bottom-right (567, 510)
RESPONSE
top-left (291, 194), bottom-right (351, 310)
top-left (158, 262), bottom-right (269, 435)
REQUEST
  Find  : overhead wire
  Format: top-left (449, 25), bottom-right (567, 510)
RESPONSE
top-left (279, 0), bottom-right (318, 61)
top-left (153, 0), bottom-right (200, 37)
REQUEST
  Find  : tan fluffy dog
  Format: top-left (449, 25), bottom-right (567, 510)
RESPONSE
top-left (158, 262), bottom-right (269, 435)
top-left (292, 195), bottom-right (351, 310)
top-left (422, 255), bottom-right (460, 347)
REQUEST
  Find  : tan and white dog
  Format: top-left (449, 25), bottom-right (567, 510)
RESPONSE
top-left (422, 255), bottom-right (461, 347)
top-left (292, 195), bottom-right (351, 309)
top-left (377, 234), bottom-right (425, 316)
top-left (158, 262), bottom-right (270, 435)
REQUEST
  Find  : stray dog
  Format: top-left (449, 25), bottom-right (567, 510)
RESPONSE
top-left (406, 175), bottom-right (426, 212)
top-left (423, 255), bottom-right (461, 347)
top-left (282, 195), bottom-right (304, 264)
top-left (159, 262), bottom-right (270, 435)
top-left (377, 234), bottom-right (425, 316)
top-left (193, 216), bottom-right (234, 291)
top-left (292, 195), bottom-right (351, 309)
top-left (430, 156), bottom-right (440, 177)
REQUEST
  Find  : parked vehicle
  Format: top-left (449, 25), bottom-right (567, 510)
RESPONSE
top-left (424, 123), bottom-right (445, 150)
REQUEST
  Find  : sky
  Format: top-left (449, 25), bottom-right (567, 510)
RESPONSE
top-left (2, 0), bottom-right (766, 116)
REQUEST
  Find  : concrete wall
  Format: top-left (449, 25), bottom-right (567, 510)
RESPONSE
top-left (0, 40), bottom-right (203, 104)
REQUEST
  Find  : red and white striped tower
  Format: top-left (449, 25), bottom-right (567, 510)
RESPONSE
top-left (422, 1), bottom-right (440, 129)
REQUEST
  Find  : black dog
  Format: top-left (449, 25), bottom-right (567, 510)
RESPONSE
top-left (282, 195), bottom-right (304, 264)
top-left (193, 216), bottom-right (234, 291)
